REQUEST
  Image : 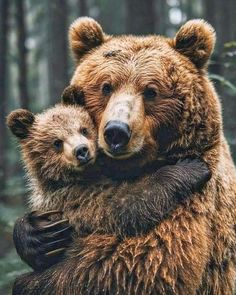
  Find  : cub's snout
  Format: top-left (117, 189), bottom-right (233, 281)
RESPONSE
top-left (74, 144), bottom-right (91, 164)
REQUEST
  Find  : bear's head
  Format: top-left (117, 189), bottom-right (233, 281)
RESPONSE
top-left (64, 17), bottom-right (221, 168)
top-left (7, 105), bottom-right (97, 185)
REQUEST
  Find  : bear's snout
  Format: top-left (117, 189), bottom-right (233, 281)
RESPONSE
top-left (98, 91), bottom-right (146, 159)
top-left (104, 120), bottom-right (131, 154)
top-left (74, 144), bottom-right (90, 164)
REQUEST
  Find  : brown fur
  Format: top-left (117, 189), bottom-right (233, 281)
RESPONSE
top-left (8, 105), bottom-right (208, 239)
top-left (7, 105), bottom-right (97, 189)
top-left (13, 18), bottom-right (236, 294)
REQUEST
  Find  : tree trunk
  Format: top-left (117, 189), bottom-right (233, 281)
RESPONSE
top-left (185, 0), bottom-right (193, 20)
top-left (0, 0), bottom-right (9, 200)
top-left (156, 0), bottom-right (167, 35)
top-left (47, 0), bottom-right (69, 105)
top-left (203, 0), bottom-right (216, 29)
top-left (203, 0), bottom-right (223, 77)
top-left (203, 0), bottom-right (235, 50)
top-left (15, 0), bottom-right (29, 109)
top-left (78, 0), bottom-right (88, 16)
top-left (203, 0), bottom-right (236, 79)
top-left (204, 0), bottom-right (236, 160)
top-left (126, 0), bottom-right (155, 35)
top-left (230, 0), bottom-right (236, 40)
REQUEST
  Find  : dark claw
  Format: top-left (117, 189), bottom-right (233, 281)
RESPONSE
top-left (13, 211), bottom-right (74, 270)
top-left (45, 248), bottom-right (66, 257)
top-left (40, 226), bottom-right (73, 244)
top-left (36, 210), bottom-right (62, 218)
top-left (50, 225), bottom-right (73, 237)
top-left (43, 237), bottom-right (73, 253)
top-left (39, 219), bottom-right (69, 230)
top-left (46, 238), bottom-right (72, 247)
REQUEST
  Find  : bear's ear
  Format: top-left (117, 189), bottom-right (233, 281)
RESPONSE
top-left (69, 17), bottom-right (105, 63)
top-left (172, 19), bottom-right (216, 68)
top-left (61, 85), bottom-right (85, 106)
top-left (7, 109), bottom-right (35, 139)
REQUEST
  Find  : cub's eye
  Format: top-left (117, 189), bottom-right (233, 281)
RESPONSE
top-left (53, 139), bottom-right (63, 151)
top-left (143, 87), bottom-right (157, 101)
top-left (102, 83), bottom-right (113, 96)
top-left (81, 127), bottom-right (89, 137)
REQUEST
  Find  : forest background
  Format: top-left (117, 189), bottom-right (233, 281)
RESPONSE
top-left (0, 0), bottom-right (236, 293)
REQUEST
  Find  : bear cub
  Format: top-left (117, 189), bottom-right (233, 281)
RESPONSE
top-left (7, 104), bottom-right (211, 270)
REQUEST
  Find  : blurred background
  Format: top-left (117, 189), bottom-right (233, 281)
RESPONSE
top-left (0, 0), bottom-right (236, 293)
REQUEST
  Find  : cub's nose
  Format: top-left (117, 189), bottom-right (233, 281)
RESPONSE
top-left (74, 144), bottom-right (90, 163)
top-left (104, 120), bottom-right (131, 153)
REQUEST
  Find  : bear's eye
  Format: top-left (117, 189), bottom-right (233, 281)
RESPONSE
top-left (53, 139), bottom-right (63, 151)
top-left (102, 83), bottom-right (113, 96)
top-left (81, 128), bottom-right (89, 137)
top-left (143, 87), bottom-right (157, 101)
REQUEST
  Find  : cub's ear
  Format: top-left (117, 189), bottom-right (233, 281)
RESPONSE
top-left (69, 17), bottom-right (105, 63)
top-left (7, 109), bottom-right (35, 139)
top-left (172, 19), bottom-right (216, 68)
top-left (61, 85), bottom-right (85, 106)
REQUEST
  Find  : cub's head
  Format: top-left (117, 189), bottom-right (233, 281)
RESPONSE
top-left (7, 105), bottom-right (97, 183)
top-left (65, 17), bottom-right (221, 167)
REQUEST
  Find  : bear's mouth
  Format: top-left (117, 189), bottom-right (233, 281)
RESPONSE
top-left (103, 148), bottom-right (133, 159)
top-left (71, 157), bottom-right (94, 171)
top-left (79, 157), bottom-right (94, 166)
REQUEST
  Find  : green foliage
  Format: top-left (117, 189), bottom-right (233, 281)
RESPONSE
top-left (211, 40), bottom-right (236, 162)
top-left (0, 202), bottom-right (29, 294)
top-left (209, 74), bottom-right (236, 94)
top-left (0, 203), bottom-right (25, 231)
top-left (0, 251), bottom-right (30, 295)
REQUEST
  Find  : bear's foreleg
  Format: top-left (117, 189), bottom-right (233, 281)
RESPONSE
top-left (13, 213), bottom-right (212, 295)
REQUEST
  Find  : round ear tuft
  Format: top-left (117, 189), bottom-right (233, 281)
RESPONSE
top-left (61, 85), bottom-right (85, 106)
top-left (69, 17), bottom-right (105, 63)
top-left (6, 109), bottom-right (35, 139)
top-left (173, 19), bottom-right (216, 68)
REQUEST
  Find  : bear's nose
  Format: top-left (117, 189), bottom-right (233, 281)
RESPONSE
top-left (74, 144), bottom-right (90, 163)
top-left (104, 120), bottom-right (131, 153)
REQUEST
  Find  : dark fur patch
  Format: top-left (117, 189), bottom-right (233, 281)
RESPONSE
top-left (7, 109), bottom-right (35, 139)
top-left (61, 85), bottom-right (85, 106)
top-left (103, 49), bottom-right (122, 58)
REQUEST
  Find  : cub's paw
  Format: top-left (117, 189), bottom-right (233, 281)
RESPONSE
top-left (13, 210), bottom-right (74, 271)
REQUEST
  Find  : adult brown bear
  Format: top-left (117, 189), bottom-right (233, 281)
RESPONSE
top-left (8, 105), bottom-right (209, 270)
top-left (13, 18), bottom-right (236, 294)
